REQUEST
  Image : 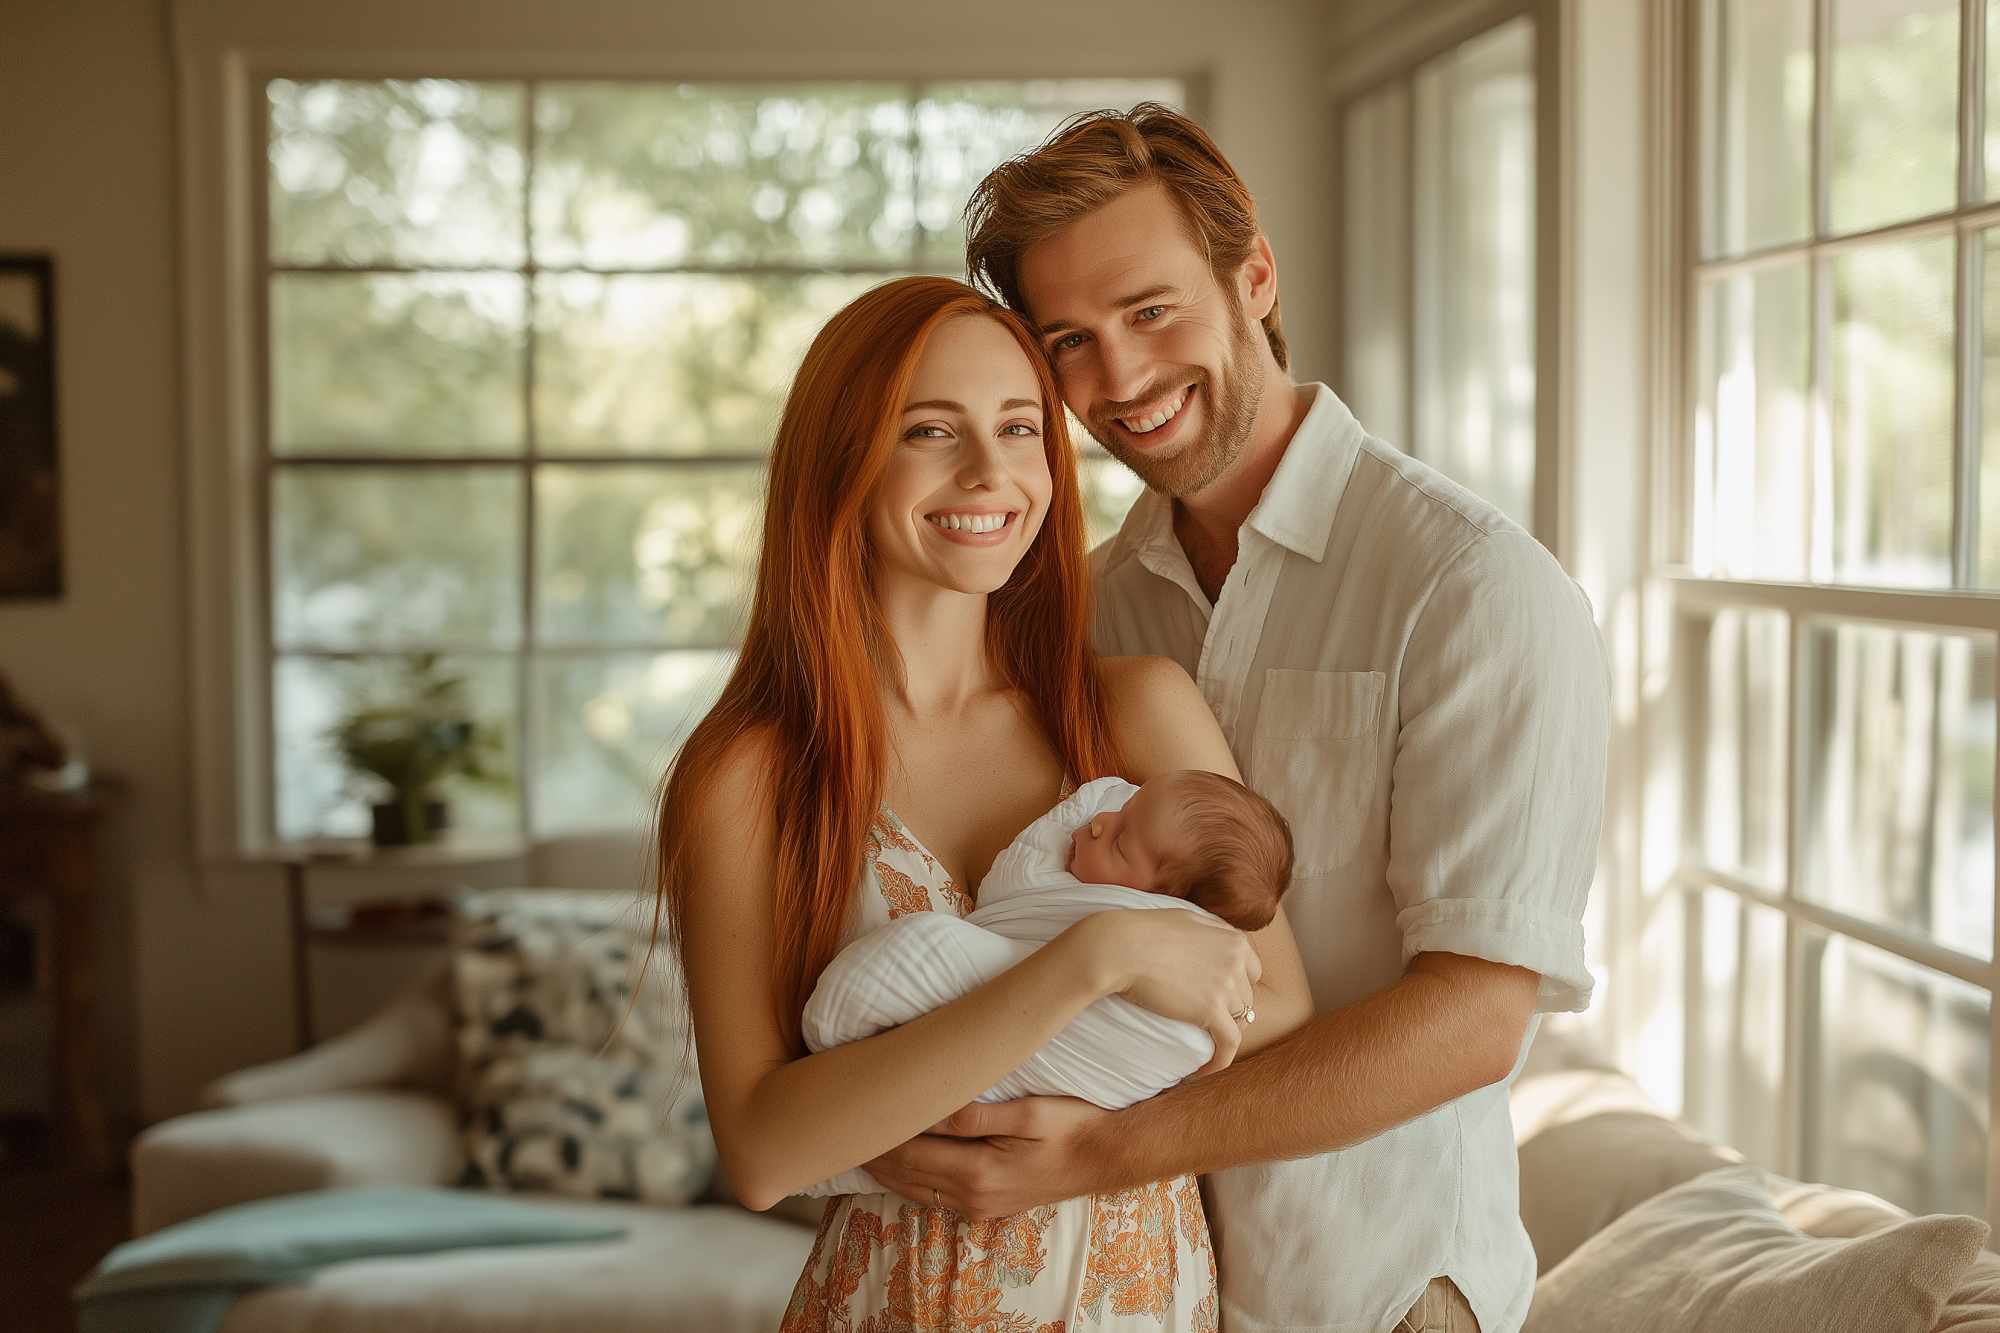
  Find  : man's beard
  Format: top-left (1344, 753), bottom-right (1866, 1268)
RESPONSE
top-left (1084, 299), bottom-right (1265, 499)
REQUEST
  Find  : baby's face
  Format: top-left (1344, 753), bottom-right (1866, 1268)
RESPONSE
top-left (1067, 776), bottom-right (1188, 892)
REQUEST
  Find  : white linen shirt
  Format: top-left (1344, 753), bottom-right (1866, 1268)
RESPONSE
top-left (1091, 384), bottom-right (1609, 1333)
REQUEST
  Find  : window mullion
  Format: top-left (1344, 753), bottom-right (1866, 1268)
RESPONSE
top-left (1956, 228), bottom-right (1983, 589)
top-left (520, 77), bottom-right (540, 839)
top-left (1780, 603), bottom-right (1809, 1178)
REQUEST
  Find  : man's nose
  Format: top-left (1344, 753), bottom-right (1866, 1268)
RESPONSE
top-left (1097, 331), bottom-right (1151, 404)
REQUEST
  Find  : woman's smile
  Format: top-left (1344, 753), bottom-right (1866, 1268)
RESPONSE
top-left (925, 509), bottom-right (1019, 544)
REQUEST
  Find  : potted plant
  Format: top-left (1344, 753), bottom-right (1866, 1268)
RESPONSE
top-left (328, 655), bottom-right (509, 847)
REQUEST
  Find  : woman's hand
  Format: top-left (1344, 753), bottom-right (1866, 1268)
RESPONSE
top-left (1062, 910), bottom-right (1262, 1074)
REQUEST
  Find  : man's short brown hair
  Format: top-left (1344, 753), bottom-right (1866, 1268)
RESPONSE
top-left (1152, 771), bottom-right (1294, 932)
top-left (964, 103), bottom-right (1288, 372)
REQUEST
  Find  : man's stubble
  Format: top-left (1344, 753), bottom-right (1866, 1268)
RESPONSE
top-left (1083, 295), bottom-right (1265, 500)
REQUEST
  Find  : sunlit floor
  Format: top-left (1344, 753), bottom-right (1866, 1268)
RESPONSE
top-left (0, 1127), bottom-right (126, 1333)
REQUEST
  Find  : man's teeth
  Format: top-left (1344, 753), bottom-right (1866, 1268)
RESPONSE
top-left (1121, 388), bottom-right (1188, 434)
top-left (929, 512), bottom-right (1009, 534)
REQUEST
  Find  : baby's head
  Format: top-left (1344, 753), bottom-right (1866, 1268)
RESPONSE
top-left (1067, 770), bottom-right (1294, 931)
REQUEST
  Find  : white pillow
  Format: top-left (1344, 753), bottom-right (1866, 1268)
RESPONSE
top-left (1525, 1167), bottom-right (1988, 1333)
top-left (452, 889), bottom-right (715, 1206)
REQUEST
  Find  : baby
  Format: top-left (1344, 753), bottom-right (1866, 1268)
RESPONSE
top-left (1066, 769), bottom-right (1292, 932)
top-left (798, 770), bottom-right (1295, 1196)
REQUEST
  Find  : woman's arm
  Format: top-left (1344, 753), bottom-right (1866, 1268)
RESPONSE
top-left (681, 733), bottom-right (1263, 1210)
top-left (1099, 655), bottom-right (1316, 1055)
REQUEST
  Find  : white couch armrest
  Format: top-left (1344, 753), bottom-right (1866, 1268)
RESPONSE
top-left (131, 1089), bottom-right (465, 1235)
top-left (198, 961), bottom-right (456, 1109)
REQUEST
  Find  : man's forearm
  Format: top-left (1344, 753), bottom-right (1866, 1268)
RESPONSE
top-left (1081, 952), bottom-right (1539, 1189)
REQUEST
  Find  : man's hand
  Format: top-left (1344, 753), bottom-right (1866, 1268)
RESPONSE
top-left (865, 1096), bottom-right (1114, 1220)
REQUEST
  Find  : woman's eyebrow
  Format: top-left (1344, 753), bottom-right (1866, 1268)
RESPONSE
top-left (903, 397), bottom-right (1042, 413)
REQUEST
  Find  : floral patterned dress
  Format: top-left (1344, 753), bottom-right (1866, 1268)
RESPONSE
top-left (781, 810), bottom-right (1219, 1333)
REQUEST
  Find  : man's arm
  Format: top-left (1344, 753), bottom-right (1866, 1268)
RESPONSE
top-left (866, 949), bottom-right (1538, 1218)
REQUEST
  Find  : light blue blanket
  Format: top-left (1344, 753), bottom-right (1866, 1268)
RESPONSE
top-left (73, 1185), bottom-right (627, 1333)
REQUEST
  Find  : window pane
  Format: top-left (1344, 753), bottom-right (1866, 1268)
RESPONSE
top-left (534, 650), bottom-right (732, 835)
top-left (1699, 0), bottom-right (1814, 258)
top-left (1688, 888), bottom-right (1788, 1170)
top-left (532, 83), bottom-right (915, 269)
top-left (1693, 263), bottom-right (1811, 579)
top-left (1808, 933), bottom-right (1989, 1218)
top-left (914, 80), bottom-right (1185, 267)
top-left (1412, 17), bottom-right (1537, 531)
top-left (536, 465), bottom-right (761, 646)
top-left (533, 273), bottom-right (875, 456)
top-left (1830, 237), bottom-right (1956, 587)
top-left (275, 652), bottom-right (519, 840)
top-left (273, 466), bottom-right (523, 649)
top-left (1343, 79), bottom-right (1413, 448)
top-left (1686, 607), bottom-right (1791, 884)
top-left (1080, 454), bottom-right (1145, 550)
top-left (1804, 622), bottom-right (1996, 959)
top-left (267, 79), bottom-right (525, 268)
top-left (1829, 0), bottom-right (1960, 235)
top-left (272, 274), bottom-right (525, 456)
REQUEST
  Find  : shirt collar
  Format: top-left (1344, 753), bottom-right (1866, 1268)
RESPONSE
top-left (1101, 383), bottom-right (1365, 576)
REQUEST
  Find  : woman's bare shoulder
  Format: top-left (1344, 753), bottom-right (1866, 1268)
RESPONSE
top-left (1098, 653), bottom-right (1205, 717)
top-left (1096, 655), bottom-right (1237, 781)
top-left (683, 723), bottom-right (782, 840)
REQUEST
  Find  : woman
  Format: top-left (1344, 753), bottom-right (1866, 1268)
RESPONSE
top-left (657, 276), bottom-right (1313, 1329)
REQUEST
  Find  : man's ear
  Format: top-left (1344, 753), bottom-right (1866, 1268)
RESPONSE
top-left (1236, 235), bottom-right (1278, 323)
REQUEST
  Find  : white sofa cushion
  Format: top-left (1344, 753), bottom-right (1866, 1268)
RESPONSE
top-left (1524, 1167), bottom-right (1989, 1333)
top-left (132, 1091), bottom-right (465, 1236)
top-left (216, 1199), bottom-right (818, 1333)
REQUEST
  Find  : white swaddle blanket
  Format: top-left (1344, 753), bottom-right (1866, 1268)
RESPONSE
top-left (798, 776), bottom-right (1216, 1197)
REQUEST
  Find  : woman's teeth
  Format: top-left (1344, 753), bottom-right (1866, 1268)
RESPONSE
top-left (929, 512), bottom-right (1010, 534)
top-left (1121, 387), bottom-right (1189, 434)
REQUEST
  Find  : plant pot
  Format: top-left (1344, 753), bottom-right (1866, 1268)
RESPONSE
top-left (370, 799), bottom-right (449, 847)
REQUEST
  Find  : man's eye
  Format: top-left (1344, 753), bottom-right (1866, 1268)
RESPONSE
top-left (1136, 305), bottom-right (1167, 322)
top-left (1054, 333), bottom-right (1086, 352)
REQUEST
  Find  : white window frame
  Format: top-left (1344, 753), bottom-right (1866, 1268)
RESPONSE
top-left (172, 6), bottom-right (1211, 861)
top-left (1329, 0), bottom-right (1569, 557)
top-left (1653, 0), bottom-right (2000, 1214)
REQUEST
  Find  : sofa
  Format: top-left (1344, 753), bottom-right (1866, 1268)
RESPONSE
top-left (130, 941), bottom-right (2000, 1332)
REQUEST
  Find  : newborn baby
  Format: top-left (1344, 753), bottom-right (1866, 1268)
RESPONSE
top-left (798, 771), bottom-right (1293, 1196)
top-left (1065, 768), bottom-right (1290, 932)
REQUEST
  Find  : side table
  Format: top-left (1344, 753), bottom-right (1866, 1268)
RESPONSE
top-left (262, 833), bottom-right (529, 1051)
top-left (0, 780), bottom-right (120, 1171)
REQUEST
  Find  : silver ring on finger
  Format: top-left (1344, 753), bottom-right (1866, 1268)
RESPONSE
top-left (1232, 1008), bottom-right (1255, 1024)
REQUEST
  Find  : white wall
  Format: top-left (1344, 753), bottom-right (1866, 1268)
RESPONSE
top-left (0, 0), bottom-right (1340, 1125)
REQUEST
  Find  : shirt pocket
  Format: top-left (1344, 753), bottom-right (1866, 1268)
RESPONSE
top-left (1248, 670), bottom-right (1386, 879)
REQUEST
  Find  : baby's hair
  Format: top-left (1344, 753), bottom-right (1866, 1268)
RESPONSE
top-left (1151, 771), bottom-right (1294, 931)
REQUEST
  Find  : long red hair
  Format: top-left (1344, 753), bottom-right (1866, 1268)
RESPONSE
top-left (655, 275), bottom-right (1123, 1052)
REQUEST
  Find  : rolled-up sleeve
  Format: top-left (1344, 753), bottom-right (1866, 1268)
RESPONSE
top-left (1387, 530), bottom-right (1610, 1012)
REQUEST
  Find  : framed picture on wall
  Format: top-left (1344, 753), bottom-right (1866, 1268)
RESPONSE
top-left (0, 255), bottom-right (59, 599)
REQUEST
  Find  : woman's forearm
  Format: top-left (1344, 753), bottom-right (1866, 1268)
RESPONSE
top-left (714, 920), bottom-right (1121, 1208)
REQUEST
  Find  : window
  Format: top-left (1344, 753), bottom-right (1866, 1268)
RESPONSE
top-left (1680, 0), bottom-right (1998, 1218)
top-left (263, 78), bottom-right (1175, 840)
top-left (1340, 14), bottom-right (1543, 537)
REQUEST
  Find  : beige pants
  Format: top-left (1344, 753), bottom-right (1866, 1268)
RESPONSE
top-left (1395, 1278), bottom-right (1480, 1333)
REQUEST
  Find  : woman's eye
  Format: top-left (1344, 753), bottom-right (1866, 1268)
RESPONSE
top-left (1000, 422), bottom-right (1040, 437)
top-left (905, 424), bottom-right (950, 440)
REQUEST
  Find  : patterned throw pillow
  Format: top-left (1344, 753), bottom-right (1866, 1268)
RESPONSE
top-left (452, 889), bottom-right (717, 1206)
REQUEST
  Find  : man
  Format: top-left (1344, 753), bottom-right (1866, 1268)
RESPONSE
top-left (866, 106), bottom-right (1610, 1333)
